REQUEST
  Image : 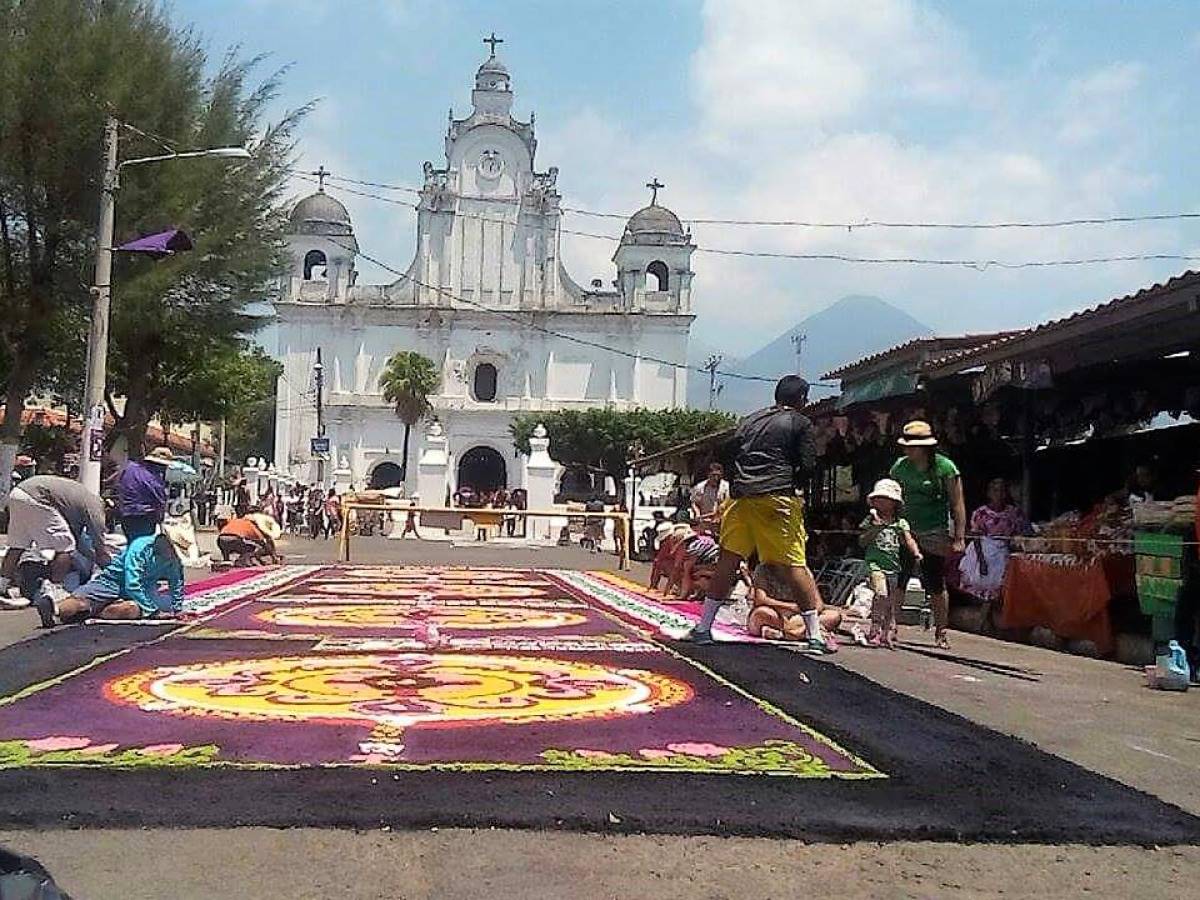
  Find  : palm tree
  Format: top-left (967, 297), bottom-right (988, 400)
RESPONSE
top-left (379, 351), bottom-right (440, 481)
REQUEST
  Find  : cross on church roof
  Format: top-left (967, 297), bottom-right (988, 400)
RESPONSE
top-left (314, 165), bottom-right (329, 192)
top-left (646, 178), bottom-right (664, 205)
top-left (484, 32), bottom-right (503, 56)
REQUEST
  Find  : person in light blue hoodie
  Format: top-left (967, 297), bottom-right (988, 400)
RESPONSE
top-left (36, 532), bottom-right (185, 627)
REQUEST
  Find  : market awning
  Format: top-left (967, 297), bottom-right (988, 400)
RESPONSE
top-left (836, 371), bottom-right (919, 409)
top-left (630, 428), bottom-right (734, 474)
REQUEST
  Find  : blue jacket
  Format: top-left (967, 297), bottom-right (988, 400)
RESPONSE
top-left (96, 535), bottom-right (184, 616)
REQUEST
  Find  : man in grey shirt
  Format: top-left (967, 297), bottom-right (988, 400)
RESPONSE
top-left (2, 475), bottom-right (112, 597)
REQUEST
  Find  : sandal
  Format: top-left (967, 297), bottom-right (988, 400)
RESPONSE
top-left (935, 631), bottom-right (951, 650)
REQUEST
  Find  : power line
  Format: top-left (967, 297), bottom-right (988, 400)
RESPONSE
top-left (298, 168), bottom-right (1200, 232)
top-left (291, 173), bottom-right (1200, 271)
top-left (323, 236), bottom-right (793, 385)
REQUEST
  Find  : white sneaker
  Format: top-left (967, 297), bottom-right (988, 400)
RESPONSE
top-left (39, 581), bottom-right (70, 607)
top-left (0, 594), bottom-right (29, 610)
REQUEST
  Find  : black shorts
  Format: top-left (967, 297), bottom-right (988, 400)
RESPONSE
top-left (901, 551), bottom-right (947, 595)
top-left (218, 533), bottom-right (265, 560)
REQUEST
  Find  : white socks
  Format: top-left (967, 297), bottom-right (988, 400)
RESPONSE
top-left (801, 609), bottom-right (820, 641)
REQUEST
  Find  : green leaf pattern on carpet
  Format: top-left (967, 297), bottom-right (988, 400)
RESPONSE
top-left (0, 737), bottom-right (220, 768)
top-left (541, 739), bottom-right (833, 776)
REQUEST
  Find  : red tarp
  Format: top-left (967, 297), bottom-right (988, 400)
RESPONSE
top-left (1000, 554), bottom-right (1134, 656)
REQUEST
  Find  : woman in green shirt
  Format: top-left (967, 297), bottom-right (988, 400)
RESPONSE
top-left (889, 420), bottom-right (967, 649)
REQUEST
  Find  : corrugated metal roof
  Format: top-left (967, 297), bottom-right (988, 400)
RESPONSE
top-left (822, 332), bottom-right (1021, 381)
top-left (925, 269), bottom-right (1200, 376)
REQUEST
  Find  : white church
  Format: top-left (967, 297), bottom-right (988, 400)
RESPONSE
top-left (270, 37), bottom-right (695, 499)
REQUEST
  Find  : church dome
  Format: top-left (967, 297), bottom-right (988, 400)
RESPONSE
top-left (289, 190), bottom-right (353, 236)
top-left (478, 54), bottom-right (509, 77)
top-left (475, 54), bottom-right (511, 93)
top-left (622, 204), bottom-right (687, 245)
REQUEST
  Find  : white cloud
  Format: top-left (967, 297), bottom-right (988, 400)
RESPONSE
top-left (546, 0), bottom-right (1187, 355)
top-left (1056, 62), bottom-right (1143, 144)
top-left (692, 0), bottom-right (971, 147)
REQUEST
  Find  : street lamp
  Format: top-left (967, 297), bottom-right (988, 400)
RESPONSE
top-left (79, 116), bottom-right (252, 494)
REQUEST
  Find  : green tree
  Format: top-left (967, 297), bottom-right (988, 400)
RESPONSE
top-left (511, 407), bottom-right (736, 487)
top-left (103, 51), bottom-right (307, 456)
top-left (379, 351), bottom-right (440, 482)
top-left (157, 343), bottom-right (281, 465)
top-left (0, 0), bottom-right (209, 493)
top-left (0, 0), bottom-right (309, 503)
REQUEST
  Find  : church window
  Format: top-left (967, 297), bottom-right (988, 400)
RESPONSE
top-left (303, 249), bottom-right (328, 280)
top-left (647, 260), bottom-right (669, 292)
top-left (473, 362), bottom-right (498, 402)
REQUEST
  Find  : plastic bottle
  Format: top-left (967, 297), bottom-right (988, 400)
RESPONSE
top-left (1155, 640), bottom-right (1191, 691)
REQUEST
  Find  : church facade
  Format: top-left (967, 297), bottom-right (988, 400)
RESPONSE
top-left (271, 40), bottom-right (694, 497)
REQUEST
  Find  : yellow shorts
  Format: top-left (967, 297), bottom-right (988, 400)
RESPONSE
top-left (718, 495), bottom-right (807, 567)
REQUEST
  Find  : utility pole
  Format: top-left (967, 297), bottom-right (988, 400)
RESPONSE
top-left (79, 116), bottom-right (119, 495)
top-left (791, 332), bottom-right (807, 375)
top-left (76, 119), bottom-right (249, 494)
top-left (314, 348), bottom-right (325, 485)
top-left (704, 354), bottom-right (723, 411)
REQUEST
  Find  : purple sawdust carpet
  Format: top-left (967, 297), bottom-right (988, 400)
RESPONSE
top-left (0, 565), bottom-right (1196, 843)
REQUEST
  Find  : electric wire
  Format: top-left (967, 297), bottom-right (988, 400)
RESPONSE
top-left (291, 173), bottom-right (1200, 271)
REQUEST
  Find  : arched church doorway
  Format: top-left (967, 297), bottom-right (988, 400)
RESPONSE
top-left (457, 446), bottom-right (506, 495)
top-left (368, 461), bottom-right (404, 489)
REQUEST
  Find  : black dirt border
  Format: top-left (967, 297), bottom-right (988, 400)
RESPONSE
top-left (0, 622), bottom-right (1197, 844)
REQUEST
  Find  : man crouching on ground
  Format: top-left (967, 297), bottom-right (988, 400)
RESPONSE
top-left (678, 375), bottom-right (834, 654)
top-left (35, 528), bottom-right (187, 627)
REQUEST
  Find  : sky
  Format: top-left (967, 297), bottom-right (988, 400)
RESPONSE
top-left (174, 0), bottom-right (1200, 356)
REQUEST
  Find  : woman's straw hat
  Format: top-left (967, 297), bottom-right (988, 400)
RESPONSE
top-left (897, 420), bottom-right (938, 447)
top-left (144, 446), bottom-right (176, 466)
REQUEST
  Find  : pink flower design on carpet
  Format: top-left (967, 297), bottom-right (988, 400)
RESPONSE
top-left (137, 743), bottom-right (185, 757)
top-left (638, 748), bottom-right (673, 760)
top-left (79, 743), bottom-right (120, 755)
top-left (576, 749), bottom-right (614, 759)
top-left (666, 742), bottom-right (729, 757)
top-left (25, 736), bottom-right (91, 752)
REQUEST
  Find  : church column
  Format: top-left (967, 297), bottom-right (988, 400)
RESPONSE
top-left (416, 420), bottom-right (450, 507)
top-left (524, 424), bottom-right (561, 541)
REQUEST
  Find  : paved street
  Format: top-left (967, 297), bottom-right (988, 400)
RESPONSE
top-left (1, 538), bottom-right (1197, 898)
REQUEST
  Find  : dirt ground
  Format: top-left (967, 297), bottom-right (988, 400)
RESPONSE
top-left (1, 533), bottom-right (1198, 898)
top-left (2, 829), bottom-right (1197, 900)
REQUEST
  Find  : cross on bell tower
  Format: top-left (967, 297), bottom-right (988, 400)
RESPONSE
top-left (646, 178), bottom-right (664, 206)
top-left (484, 32), bottom-right (503, 57)
top-left (314, 165), bottom-right (329, 192)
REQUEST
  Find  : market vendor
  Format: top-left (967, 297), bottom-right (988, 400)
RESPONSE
top-left (890, 420), bottom-right (967, 649)
top-left (959, 478), bottom-right (1029, 602)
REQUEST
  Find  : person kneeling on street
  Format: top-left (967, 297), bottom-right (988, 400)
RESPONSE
top-left (747, 564), bottom-right (842, 645)
top-left (217, 511), bottom-right (283, 567)
top-left (35, 527), bottom-right (188, 627)
top-left (1, 474), bottom-right (112, 609)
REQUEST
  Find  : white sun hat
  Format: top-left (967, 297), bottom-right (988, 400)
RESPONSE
top-left (867, 478), bottom-right (904, 504)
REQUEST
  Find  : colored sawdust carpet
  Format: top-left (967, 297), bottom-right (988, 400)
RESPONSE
top-left (0, 566), bottom-right (870, 777)
top-left (0, 565), bottom-right (1197, 843)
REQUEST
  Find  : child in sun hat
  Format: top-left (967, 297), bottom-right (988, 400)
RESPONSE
top-left (859, 478), bottom-right (922, 648)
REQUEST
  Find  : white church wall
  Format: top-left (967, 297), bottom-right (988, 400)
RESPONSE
top-left (272, 46), bottom-right (694, 493)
